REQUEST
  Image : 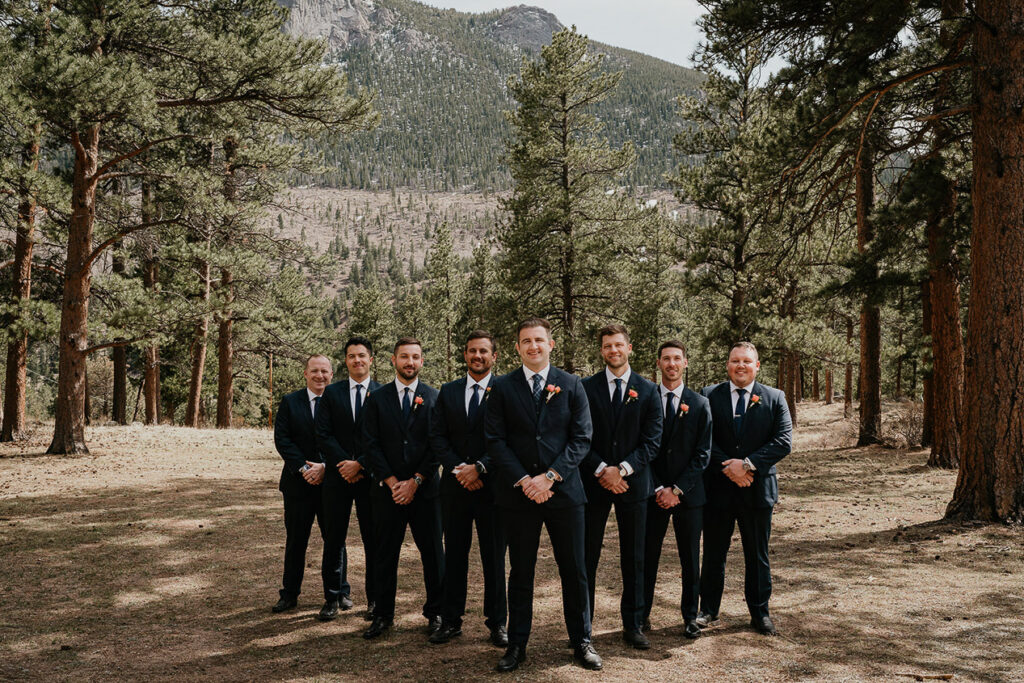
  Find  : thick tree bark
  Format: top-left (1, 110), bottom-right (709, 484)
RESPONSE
top-left (947, 0), bottom-right (1024, 523)
top-left (856, 146), bottom-right (882, 445)
top-left (926, 0), bottom-right (966, 469)
top-left (48, 125), bottom-right (101, 455)
top-left (825, 367), bottom-right (833, 405)
top-left (215, 267), bottom-right (234, 428)
top-left (1, 139), bottom-right (39, 442)
top-left (184, 255), bottom-right (211, 427)
top-left (844, 317), bottom-right (853, 419)
top-left (812, 367), bottom-right (819, 402)
top-left (921, 279), bottom-right (934, 446)
top-left (111, 242), bottom-right (128, 425)
top-left (140, 182), bottom-right (160, 425)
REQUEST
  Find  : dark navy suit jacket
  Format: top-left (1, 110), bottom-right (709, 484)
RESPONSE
top-left (314, 378), bottom-right (381, 484)
top-left (485, 366), bottom-right (592, 510)
top-left (580, 370), bottom-right (662, 503)
top-left (430, 376), bottom-right (495, 496)
top-left (274, 388), bottom-right (324, 496)
top-left (363, 380), bottom-right (441, 499)
top-left (651, 386), bottom-right (712, 507)
top-left (701, 381), bottom-right (792, 509)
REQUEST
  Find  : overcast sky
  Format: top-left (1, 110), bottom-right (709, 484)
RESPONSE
top-left (417, 0), bottom-right (707, 67)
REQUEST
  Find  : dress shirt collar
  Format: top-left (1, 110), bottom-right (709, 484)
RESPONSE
top-left (729, 380), bottom-right (755, 394)
top-left (522, 365), bottom-right (550, 384)
top-left (349, 376), bottom-right (371, 391)
top-left (661, 382), bottom-right (684, 398)
top-left (605, 365), bottom-right (632, 387)
top-left (394, 377), bottom-right (419, 395)
top-left (467, 373), bottom-right (492, 390)
top-left (306, 387), bottom-right (323, 402)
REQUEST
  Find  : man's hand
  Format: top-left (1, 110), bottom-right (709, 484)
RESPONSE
top-left (454, 463), bottom-right (481, 489)
top-left (391, 478), bottom-right (418, 505)
top-left (722, 459), bottom-right (754, 487)
top-left (522, 473), bottom-right (553, 503)
top-left (656, 488), bottom-right (680, 509)
top-left (303, 461), bottom-right (325, 485)
top-left (338, 459), bottom-right (364, 483)
top-left (598, 466), bottom-right (628, 494)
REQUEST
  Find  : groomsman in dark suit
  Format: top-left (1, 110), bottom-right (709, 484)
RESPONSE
top-left (271, 354), bottom-right (334, 614)
top-left (361, 337), bottom-right (444, 639)
top-left (642, 341), bottom-right (711, 639)
top-left (698, 341), bottom-right (792, 636)
top-left (314, 336), bottom-right (381, 621)
top-left (486, 317), bottom-right (601, 672)
top-left (428, 330), bottom-right (508, 647)
top-left (581, 324), bottom-right (662, 650)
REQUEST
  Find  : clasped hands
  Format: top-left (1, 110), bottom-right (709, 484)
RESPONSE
top-left (301, 461), bottom-right (325, 485)
top-left (338, 459), bottom-right (364, 483)
top-left (453, 463), bottom-right (484, 491)
top-left (596, 465), bottom-right (629, 494)
top-left (521, 474), bottom-right (554, 503)
top-left (722, 458), bottom-right (754, 487)
top-left (384, 475), bottom-right (420, 505)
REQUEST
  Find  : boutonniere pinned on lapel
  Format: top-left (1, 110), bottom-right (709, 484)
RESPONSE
top-left (483, 386), bottom-right (492, 401)
top-left (625, 388), bottom-right (639, 405)
top-left (413, 395), bottom-right (424, 412)
top-left (545, 385), bottom-right (562, 403)
top-left (749, 394), bottom-right (760, 407)
top-left (679, 402), bottom-right (689, 417)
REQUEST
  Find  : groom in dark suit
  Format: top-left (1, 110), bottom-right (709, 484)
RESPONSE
top-left (428, 330), bottom-right (508, 647)
top-left (485, 317), bottom-right (601, 672)
top-left (361, 337), bottom-right (444, 639)
top-left (642, 340), bottom-right (711, 639)
top-left (314, 336), bottom-right (381, 621)
top-left (698, 341), bottom-right (792, 636)
top-left (581, 324), bottom-right (662, 650)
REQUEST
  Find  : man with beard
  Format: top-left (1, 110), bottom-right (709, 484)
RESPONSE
top-left (698, 341), bottom-right (792, 636)
top-left (314, 337), bottom-right (381, 621)
top-left (428, 330), bottom-right (508, 647)
top-left (361, 337), bottom-right (444, 639)
top-left (485, 317), bottom-right (601, 672)
top-left (642, 340), bottom-right (711, 639)
top-left (581, 324), bottom-right (662, 650)
top-left (271, 354), bottom-right (333, 614)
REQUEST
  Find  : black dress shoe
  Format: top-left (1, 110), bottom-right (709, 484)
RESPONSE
top-left (363, 602), bottom-right (376, 621)
top-left (428, 622), bottom-right (462, 644)
top-left (362, 617), bottom-right (392, 639)
top-left (339, 595), bottom-right (353, 611)
top-left (751, 615), bottom-right (777, 636)
top-left (425, 615), bottom-right (443, 635)
top-left (572, 643), bottom-right (603, 670)
top-left (489, 625), bottom-right (509, 647)
top-left (318, 600), bottom-right (340, 621)
top-left (683, 619), bottom-right (701, 639)
top-left (623, 629), bottom-right (650, 650)
top-left (695, 611), bottom-right (719, 628)
top-left (271, 597), bottom-right (297, 613)
top-left (496, 645), bottom-right (526, 672)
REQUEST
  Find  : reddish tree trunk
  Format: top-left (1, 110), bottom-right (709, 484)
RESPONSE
top-left (921, 279), bottom-right (934, 447)
top-left (947, 0), bottom-right (1024, 522)
top-left (824, 367), bottom-right (833, 405)
top-left (856, 146), bottom-right (882, 445)
top-left (111, 242), bottom-right (127, 425)
top-left (844, 318), bottom-right (853, 419)
top-left (184, 255), bottom-right (211, 428)
top-left (215, 267), bottom-right (234, 428)
top-left (142, 254), bottom-right (160, 425)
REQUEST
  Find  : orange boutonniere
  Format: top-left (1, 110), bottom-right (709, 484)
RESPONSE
top-left (413, 395), bottom-right (424, 411)
top-left (679, 403), bottom-right (689, 416)
top-left (749, 394), bottom-right (760, 407)
top-left (483, 386), bottom-right (492, 400)
top-left (545, 385), bottom-right (562, 402)
top-left (625, 388), bottom-right (639, 405)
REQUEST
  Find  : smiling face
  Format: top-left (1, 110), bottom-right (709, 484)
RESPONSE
top-left (515, 326), bottom-right (554, 372)
top-left (345, 344), bottom-right (373, 382)
top-left (464, 337), bottom-right (496, 380)
top-left (727, 345), bottom-right (760, 387)
top-left (304, 356), bottom-right (333, 394)
top-left (392, 344), bottom-right (423, 383)
top-left (600, 332), bottom-right (632, 373)
top-left (658, 346), bottom-right (688, 386)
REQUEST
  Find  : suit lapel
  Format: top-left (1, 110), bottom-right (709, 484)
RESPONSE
top-left (339, 382), bottom-right (354, 428)
top-left (381, 383), bottom-right (408, 434)
top-left (512, 368), bottom-right (539, 424)
top-left (592, 373), bottom-right (614, 433)
top-left (738, 382), bottom-right (763, 440)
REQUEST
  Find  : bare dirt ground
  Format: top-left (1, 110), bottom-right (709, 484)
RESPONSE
top-left (1, 402), bottom-right (1021, 682)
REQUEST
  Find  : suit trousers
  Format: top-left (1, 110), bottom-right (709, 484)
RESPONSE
top-left (322, 477), bottom-right (376, 605)
top-left (699, 502), bottom-right (773, 620)
top-left (280, 489), bottom-right (332, 601)
top-left (643, 500), bottom-right (702, 622)
top-left (370, 484), bottom-right (444, 622)
top-left (504, 503), bottom-right (591, 648)
top-left (583, 495), bottom-right (647, 631)
top-left (440, 489), bottom-right (507, 629)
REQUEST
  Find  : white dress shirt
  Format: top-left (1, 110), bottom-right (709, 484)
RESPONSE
top-left (596, 366), bottom-right (635, 477)
top-left (516, 365), bottom-right (553, 487)
top-left (729, 380), bottom-right (754, 416)
top-left (395, 377), bottom-right (419, 408)
top-left (306, 388), bottom-right (323, 418)
top-left (654, 383), bottom-right (685, 492)
top-left (349, 377), bottom-right (371, 421)
top-left (465, 373), bottom-right (492, 413)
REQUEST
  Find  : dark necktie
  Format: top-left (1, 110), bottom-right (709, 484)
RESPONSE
top-left (531, 373), bottom-right (543, 409)
top-left (468, 383), bottom-right (481, 421)
top-left (612, 378), bottom-right (623, 419)
top-left (734, 387), bottom-right (747, 432)
top-left (402, 387), bottom-right (412, 419)
top-left (664, 391), bottom-right (676, 433)
top-left (312, 395), bottom-right (320, 419)
top-left (354, 384), bottom-right (363, 421)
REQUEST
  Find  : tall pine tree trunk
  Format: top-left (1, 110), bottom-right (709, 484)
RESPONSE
top-left (48, 124), bottom-right (101, 455)
top-left (184, 254), bottom-right (211, 428)
top-left (947, 0), bottom-right (1024, 522)
top-left (926, 0), bottom-right (966, 469)
top-left (844, 317), bottom-right (853, 419)
top-left (111, 242), bottom-right (127, 425)
top-left (825, 367), bottom-right (833, 405)
top-left (140, 182), bottom-right (160, 425)
top-left (1, 138), bottom-right (39, 442)
top-left (215, 137), bottom-right (238, 429)
top-left (812, 367), bottom-right (819, 402)
top-left (921, 279), bottom-right (934, 446)
top-left (856, 145), bottom-right (882, 445)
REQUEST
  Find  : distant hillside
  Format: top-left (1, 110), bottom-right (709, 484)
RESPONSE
top-left (281, 0), bottom-right (703, 191)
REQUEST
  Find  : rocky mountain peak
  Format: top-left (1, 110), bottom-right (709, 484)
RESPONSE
top-left (485, 5), bottom-right (564, 51)
top-left (279, 0), bottom-right (398, 53)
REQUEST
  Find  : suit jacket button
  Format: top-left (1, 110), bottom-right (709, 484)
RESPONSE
top-left (613, 441), bottom-right (618, 447)
top-left (536, 435), bottom-right (541, 441)
top-left (403, 440), bottom-right (408, 445)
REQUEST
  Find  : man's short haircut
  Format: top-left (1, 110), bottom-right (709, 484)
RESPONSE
top-left (465, 329), bottom-right (496, 352)
top-left (304, 353), bottom-right (332, 369)
top-left (344, 335), bottom-right (374, 356)
top-left (516, 317), bottom-right (552, 339)
top-left (393, 336), bottom-right (423, 354)
top-left (731, 341), bottom-right (759, 359)
top-left (657, 340), bottom-right (687, 359)
top-left (598, 324), bottom-right (630, 345)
